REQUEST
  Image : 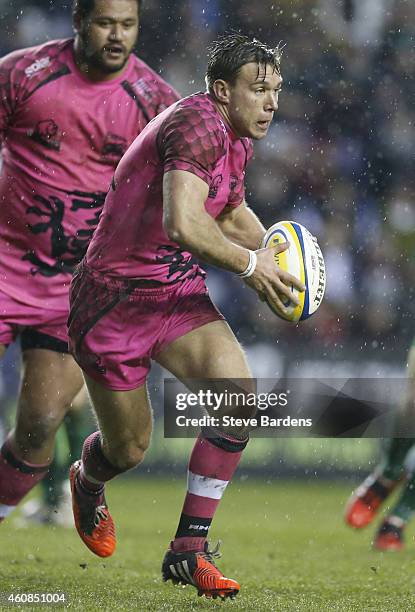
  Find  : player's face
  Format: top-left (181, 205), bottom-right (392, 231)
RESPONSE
top-left (77, 0), bottom-right (139, 77)
top-left (228, 62), bottom-right (282, 140)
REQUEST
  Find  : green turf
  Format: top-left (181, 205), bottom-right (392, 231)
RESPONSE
top-left (1, 478), bottom-right (415, 611)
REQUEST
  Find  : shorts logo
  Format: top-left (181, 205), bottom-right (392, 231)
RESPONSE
top-left (208, 174), bottom-right (223, 199)
top-left (29, 119), bottom-right (61, 151)
top-left (24, 56), bottom-right (51, 78)
top-left (102, 133), bottom-right (128, 162)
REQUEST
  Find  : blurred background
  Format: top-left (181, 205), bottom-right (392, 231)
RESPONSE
top-left (0, 0), bottom-right (414, 477)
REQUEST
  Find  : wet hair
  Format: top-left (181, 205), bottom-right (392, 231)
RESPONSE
top-left (72, 0), bottom-right (141, 21)
top-left (206, 33), bottom-right (283, 92)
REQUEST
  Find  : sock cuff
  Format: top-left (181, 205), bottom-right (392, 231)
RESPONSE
top-left (1, 439), bottom-right (50, 474)
top-left (82, 431), bottom-right (125, 481)
top-left (200, 428), bottom-right (249, 452)
top-left (93, 433), bottom-right (125, 476)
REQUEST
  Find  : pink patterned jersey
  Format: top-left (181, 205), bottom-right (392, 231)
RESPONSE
top-left (0, 38), bottom-right (179, 310)
top-left (86, 92), bottom-right (253, 283)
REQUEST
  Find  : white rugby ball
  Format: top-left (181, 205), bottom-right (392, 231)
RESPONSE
top-left (261, 220), bottom-right (325, 322)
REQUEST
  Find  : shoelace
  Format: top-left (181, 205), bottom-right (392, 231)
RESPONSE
top-left (94, 505), bottom-right (108, 527)
top-left (199, 541), bottom-right (222, 566)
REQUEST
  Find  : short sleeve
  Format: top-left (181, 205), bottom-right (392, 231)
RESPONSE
top-left (0, 43), bottom-right (67, 145)
top-left (160, 105), bottom-right (226, 184)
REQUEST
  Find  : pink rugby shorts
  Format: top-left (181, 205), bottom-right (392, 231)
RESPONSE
top-left (0, 287), bottom-right (69, 347)
top-left (68, 264), bottom-right (223, 390)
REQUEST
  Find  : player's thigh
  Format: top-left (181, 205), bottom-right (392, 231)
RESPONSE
top-left (155, 320), bottom-right (252, 381)
top-left (0, 344), bottom-right (6, 359)
top-left (70, 385), bottom-right (89, 413)
top-left (156, 322), bottom-right (255, 436)
top-left (19, 349), bottom-right (84, 414)
top-left (83, 374), bottom-right (152, 452)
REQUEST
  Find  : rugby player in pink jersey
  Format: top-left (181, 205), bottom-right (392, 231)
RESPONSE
top-left (68, 34), bottom-right (304, 599)
top-left (0, 0), bottom-right (179, 524)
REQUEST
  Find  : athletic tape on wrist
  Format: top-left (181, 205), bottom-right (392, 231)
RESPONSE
top-left (238, 250), bottom-right (257, 278)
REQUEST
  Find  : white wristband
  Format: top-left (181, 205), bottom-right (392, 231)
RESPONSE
top-left (238, 250), bottom-right (257, 278)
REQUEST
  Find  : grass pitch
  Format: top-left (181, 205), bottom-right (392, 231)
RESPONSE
top-left (1, 478), bottom-right (415, 611)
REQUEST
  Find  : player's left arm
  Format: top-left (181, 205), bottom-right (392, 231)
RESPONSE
top-left (216, 200), bottom-right (266, 250)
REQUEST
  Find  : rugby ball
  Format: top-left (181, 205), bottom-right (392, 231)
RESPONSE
top-left (261, 220), bottom-right (325, 322)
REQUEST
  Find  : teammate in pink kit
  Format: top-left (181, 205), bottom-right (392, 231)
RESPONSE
top-left (68, 33), bottom-right (304, 599)
top-left (0, 0), bottom-right (178, 524)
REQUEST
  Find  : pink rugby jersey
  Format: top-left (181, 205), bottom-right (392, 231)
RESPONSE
top-left (86, 92), bottom-right (253, 283)
top-left (0, 38), bottom-right (179, 310)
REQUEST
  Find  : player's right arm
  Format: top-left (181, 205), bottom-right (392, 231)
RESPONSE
top-left (163, 170), bottom-right (303, 314)
top-left (163, 169), bottom-right (250, 274)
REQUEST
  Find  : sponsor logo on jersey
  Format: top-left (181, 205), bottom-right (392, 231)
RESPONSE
top-left (25, 56), bottom-right (51, 78)
top-left (132, 77), bottom-right (154, 103)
